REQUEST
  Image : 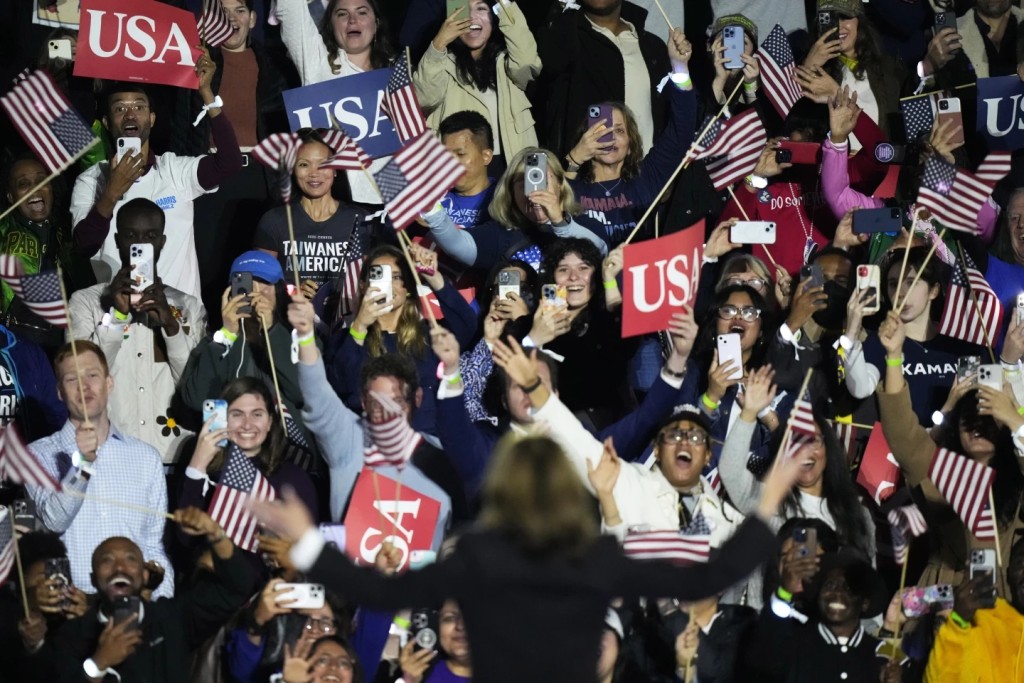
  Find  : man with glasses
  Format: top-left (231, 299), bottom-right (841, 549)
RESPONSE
top-left (71, 55), bottom-right (244, 301)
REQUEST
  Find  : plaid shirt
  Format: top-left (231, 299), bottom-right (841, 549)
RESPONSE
top-left (27, 420), bottom-right (174, 598)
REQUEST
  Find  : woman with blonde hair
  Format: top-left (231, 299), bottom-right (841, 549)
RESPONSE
top-left (422, 147), bottom-right (607, 272)
top-left (252, 429), bottom-right (803, 683)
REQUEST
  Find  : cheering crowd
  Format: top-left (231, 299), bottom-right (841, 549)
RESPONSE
top-left (4, 0), bottom-right (1024, 681)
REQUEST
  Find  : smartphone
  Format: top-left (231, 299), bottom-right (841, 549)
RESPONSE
top-left (410, 607), bottom-right (439, 651)
top-left (44, 557), bottom-right (72, 610)
top-left (978, 364), bottom-right (1003, 390)
top-left (957, 355), bottom-right (981, 383)
top-left (791, 526), bottom-right (818, 558)
top-left (445, 0), bottom-right (469, 18)
top-left (852, 207), bottom-right (903, 235)
top-left (497, 269), bottom-right (521, 299)
top-left (933, 11), bottom-right (961, 54)
top-left (202, 399), bottom-right (228, 447)
top-left (716, 333), bottom-right (743, 381)
top-left (729, 221), bottom-right (776, 245)
top-left (856, 264), bottom-right (880, 315)
top-left (818, 10), bottom-right (840, 42)
top-left (368, 263), bottom-right (394, 313)
top-left (588, 104), bottom-right (614, 144)
top-left (128, 242), bottom-right (154, 305)
top-left (777, 141), bottom-right (821, 165)
top-left (48, 38), bottom-right (73, 60)
top-left (969, 549), bottom-right (997, 607)
top-left (115, 136), bottom-right (142, 165)
top-left (111, 595), bottom-right (142, 633)
top-left (231, 271), bottom-right (253, 314)
top-left (319, 523), bottom-right (345, 551)
top-left (13, 498), bottom-right (38, 531)
top-left (936, 98), bottom-right (965, 146)
top-left (524, 152), bottom-right (548, 195)
top-left (274, 582), bottom-right (326, 609)
top-left (902, 584), bottom-right (955, 617)
top-left (1016, 293), bottom-right (1024, 326)
top-left (722, 25), bottom-right (745, 70)
top-left (801, 262), bottom-right (825, 289)
top-left (541, 283), bottom-right (567, 311)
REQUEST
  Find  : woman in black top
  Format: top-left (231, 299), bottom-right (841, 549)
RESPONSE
top-left (253, 433), bottom-right (803, 683)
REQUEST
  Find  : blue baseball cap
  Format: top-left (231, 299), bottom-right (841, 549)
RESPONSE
top-left (229, 251), bottom-right (284, 284)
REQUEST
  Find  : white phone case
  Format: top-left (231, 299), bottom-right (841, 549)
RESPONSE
top-left (717, 333), bottom-right (744, 381)
top-left (274, 583), bottom-right (326, 609)
top-left (116, 136), bottom-right (142, 164)
top-left (368, 263), bottom-right (394, 313)
top-left (129, 243), bottom-right (154, 293)
top-left (729, 221), bottom-right (776, 245)
top-left (978, 364), bottom-right (1003, 390)
top-left (1016, 293), bottom-right (1024, 325)
top-left (856, 264), bottom-right (880, 314)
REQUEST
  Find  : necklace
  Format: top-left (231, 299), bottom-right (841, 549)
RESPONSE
top-left (595, 178), bottom-right (623, 197)
top-left (787, 182), bottom-right (817, 264)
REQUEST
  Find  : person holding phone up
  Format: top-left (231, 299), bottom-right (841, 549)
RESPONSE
top-left (703, 15), bottom-right (761, 109)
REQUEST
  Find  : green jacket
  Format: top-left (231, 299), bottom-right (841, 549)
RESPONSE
top-left (0, 210), bottom-right (93, 311)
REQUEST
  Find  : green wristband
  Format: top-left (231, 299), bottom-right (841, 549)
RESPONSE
top-left (349, 326), bottom-right (367, 341)
top-left (776, 586), bottom-right (794, 602)
top-left (603, 280), bottom-right (618, 290)
top-left (949, 610), bottom-right (971, 630)
top-left (885, 357), bottom-right (903, 367)
top-left (701, 393), bottom-right (719, 410)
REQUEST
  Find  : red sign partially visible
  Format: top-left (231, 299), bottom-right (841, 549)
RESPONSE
top-left (621, 222), bottom-right (704, 338)
top-left (75, 0), bottom-right (201, 89)
top-left (856, 423), bottom-right (901, 505)
top-left (343, 468), bottom-right (442, 572)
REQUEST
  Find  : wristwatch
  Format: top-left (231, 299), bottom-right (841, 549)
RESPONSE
top-left (71, 450), bottom-right (96, 477)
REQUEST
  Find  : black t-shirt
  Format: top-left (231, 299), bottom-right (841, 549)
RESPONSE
top-left (254, 203), bottom-right (370, 288)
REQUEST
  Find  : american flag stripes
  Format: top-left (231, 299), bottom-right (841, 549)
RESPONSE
top-left (208, 444), bottom-right (276, 553)
top-left (900, 94), bottom-right (937, 144)
top-left (253, 133), bottom-right (302, 203)
top-left (888, 504), bottom-right (927, 565)
top-left (280, 405), bottom-right (314, 471)
top-left (917, 152), bottom-right (1011, 234)
top-left (320, 129), bottom-right (372, 171)
top-left (0, 423), bottom-right (59, 490)
top-left (381, 56), bottom-right (427, 143)
top-left (685, 109), bottom-right (767, 191)
top-left (623, 530), bottom-right (712, 565)
top-left (364, 391), bottom-right (422, 468)
top-left (939, 247), bottom-right (1001, 347)
top-left (0, 70), bottom-right (96, 174)
top-left (756, 25), bottom-right (803, 118)
top-left (928, 447), bottom-right (996, 541)
top-left (198, 0), bottom-right (234, 48)
top-left (782, 398), bottom-right (818, 459)
top-left (704, 467), bottom-right (722, 496)
top-left (0, 256), bottom-right (67, 327)
top-left (0, 509), bottom-right (13, 587)
top-left (374, 133), bottom-right (466, 230)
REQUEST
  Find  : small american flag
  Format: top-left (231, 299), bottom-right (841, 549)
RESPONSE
top-left (208, 444), bottom-right (276, 552)
top-left (381, 56), bottom-right (427, 143)
top-left (686, 109), bottom-right (768, 191)
top-left (0, 70), bottom-right (96, 174)
top-left (198, 0), bottom-right (234, 47)
top-left (888, 504), bottom-right (927, 565)
top-left (320, 129), bottom-right (372, 171)
top-left (781, 398), bottom-right (817, 459)
top-left (374, 134), bottom-right (466, 230)
top-left (363, 391), bottom-right (421, 468)
top-left (0, 509), bottom-right (13, 587)
top-left (705, 467), bottom-right (722, 496)
top-left (0, 256), bottom-right (67, 327)
top-left (756, 25), bottom-right (802, 118)
top-left (939, 247), bottom-right (1001, 347)
top-left (917, 152), bottom-right (1011, 234)
top-left (928, 447), bottom-right (995, 541)
top-left (280, 405), bottom-right (314, 471)
top-left (339, 226), bottom-right (367, 319)
top-left (253, 133), bottom-right (302, 203)
top-left (900, 94), bottom-right (937, 144)
top-left (623, 530), bottom-right (711, 565)
top-left (0, 423), bottom-right (59, 490)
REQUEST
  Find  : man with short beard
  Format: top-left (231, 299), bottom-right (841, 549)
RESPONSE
top-left (52, 508), bottom-right (255, 683)
top-left (923, 0), bottom-right (1023, 79)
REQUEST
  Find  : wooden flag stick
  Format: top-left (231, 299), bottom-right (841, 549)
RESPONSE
top-left (957, 243), bottom-right (997, 363)
top-left (260, 316), bottom-right (289, 436)
top-left (683, 605), bottom-right (696, 682)
top-left (726, 186), bottom-right (751, 220)
top-left (0, 138), bottom-right (100, 223)
top-left (892, 234), bottom-right (915, 308)
top-left (990, 487), bottom-right (1003, 568)
top-left (370, 470), bottom-right (392, 532)
top-left (397, 231), bottom-right (438, 328)
top-left (56, 266), bottom-right (90, 428)
top-left (650, 0), bottom-right (673, 30)
top-left (891, 548), bottom-right (911, 660)
top-left (284, 203), bottom-right (302, 293)
top-left (898, 82), bottom-right (974, 102)
top-left (894, 228), bottom-right (945, 317)
top-left (63, 489), bottom-right (174, 520)
top-left (624, 78), bottom-right (745, 245)
top-left (9, 506), bottom-right (30, 617)
top-left (771, 367), bottom-right (815, 475)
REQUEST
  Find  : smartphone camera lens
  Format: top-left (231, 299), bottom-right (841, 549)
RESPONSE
top-left (939, 100), bottom-right (949, 111)
top-left (589, 106), bottom-right (599, 117)
top-left (891, 208), bottom-right (901, 219)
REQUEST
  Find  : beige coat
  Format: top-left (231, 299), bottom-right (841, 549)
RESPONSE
top-left (413, 2), bottom-right (541, 159)
top-left (957, 7), bottom-right (1024, 79)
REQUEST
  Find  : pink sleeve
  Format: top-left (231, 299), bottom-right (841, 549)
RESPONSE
top-left (977, 197), bottom-right (999, 245)
top-left (822, 138), bottom-right (883, 219)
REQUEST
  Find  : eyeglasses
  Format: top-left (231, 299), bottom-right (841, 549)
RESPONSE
top-left (717, 305), bottom-right (762, 322)
top-left (658, 429), bottom-right (708, 446)
top-left (111, 103), bottom-right (149, 115)
top-left (303, 617), bottom-right (337, 634)
top-left (724, 276), bottom-right (768, 291)
top-left (312, 655), bottom-right (354, 671)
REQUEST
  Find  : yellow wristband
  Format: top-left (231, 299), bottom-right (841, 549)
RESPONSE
top-left (776, 586), bottom-right (794, 602)
top-left (603, 280), bottom-right (618, 290)
top-left (218, 327), bottom-right (238, 343)
top-left (113, 308), bottom-right (130, 322)
top-left (349, 326), bottom-right (367, 341)
top-left (1017, 405), bottom-right (1024, 416)
top-left (701, 393), bottom-right (719, 410)
top-left (885, 357), bottom-right (903, 367)
top-left (298, 334), bottom-right (316, 347)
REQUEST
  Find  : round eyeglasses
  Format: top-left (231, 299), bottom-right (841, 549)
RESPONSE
top-left (724, 276), bottom-right (769, 291)
top-left (717, 304), bottom-right (762, 322)
top-left (658, 428), bottom-right (708, 446)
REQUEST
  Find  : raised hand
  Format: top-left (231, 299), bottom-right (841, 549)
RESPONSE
top-left (666, 306), bottom-right (698, 363)
top-left (587, 437), bottom-right (622, 497)
top-left (92, 615), bottom-right (143, 671)
top-left (704, 218), bottom-right (739, 259)
top-left (282, 639), bottom-right (315, 683)
top-left (803, 27), bottom-right (842, 69)
top-left (430, 326), bottom-right (461, 374)
top-left (738, 365), bottom-right (777, 421)
top-left (432, 5), bottom-right (472, 52)
top-left (827, 86), bottom-right (861, 145)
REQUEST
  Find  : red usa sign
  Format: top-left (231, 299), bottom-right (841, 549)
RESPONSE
top-left (621, 221), bottom-right (703, 338)
top-left (343, 468), bottom-right (442, 572)
top-left (75, 0), bottom-right (201, 89)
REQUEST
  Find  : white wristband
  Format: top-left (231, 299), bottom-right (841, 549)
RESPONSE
top-left (192, 95), bottom-right (224, 126)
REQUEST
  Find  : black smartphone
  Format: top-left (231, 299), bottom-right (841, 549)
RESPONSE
top-left (111, 595), bottom-right (142, 633)
top-left (817, 10), bottom-right (840, 41)
top-left (775, 148), bottom-right (792, 164)
top-left (410, 607), bottom-right (439, 651)
top-left (792, 527), bottom-right (818, 558)
top-left (801, 262), bottom-right (825, 289)
top-left (853, 207), bottom-right (903, 235)
top-left (231, 271), bottom-right (253, 314)
top-left (933, 11), bottom-right (960, 54)
top-left (13, 498), bottom-right (38, 531)
top-left (44, 557), bottom-right (73, 610)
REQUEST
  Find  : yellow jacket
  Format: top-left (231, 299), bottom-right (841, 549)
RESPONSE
top-left (924, 599), bottom-right (1024, 682)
